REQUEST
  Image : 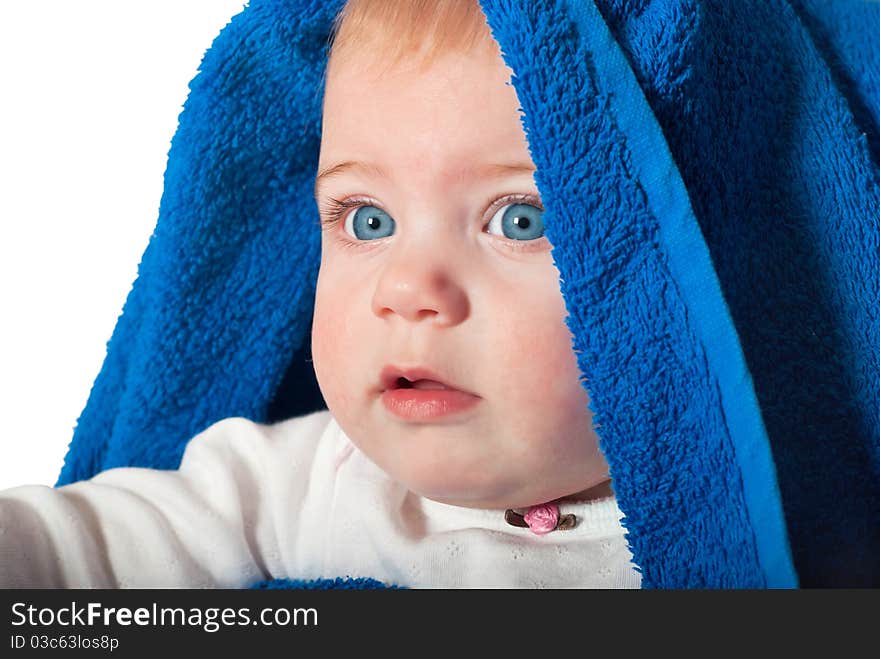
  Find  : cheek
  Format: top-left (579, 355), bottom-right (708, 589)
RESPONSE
top-left (504, 323), bottom-right (585, 423)
top-left (311, 262), bottom-right (358, 409)
top-left (491, 279), bottom-right (593, 456)
top-left (496, 273), bottom-right (582, 396)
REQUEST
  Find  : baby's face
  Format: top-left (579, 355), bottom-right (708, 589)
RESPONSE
top-left (312, 41), bottom-right (609, 509)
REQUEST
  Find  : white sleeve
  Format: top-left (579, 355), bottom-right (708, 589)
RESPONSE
top-left (0, 411), bottom-right (332, 588)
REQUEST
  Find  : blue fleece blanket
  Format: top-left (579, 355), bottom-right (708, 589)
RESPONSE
top-left (56, 0), bottom-right (880, 588)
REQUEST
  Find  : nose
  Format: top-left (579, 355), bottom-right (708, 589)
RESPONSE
top-left (371, 247), bottom-right (470, 326)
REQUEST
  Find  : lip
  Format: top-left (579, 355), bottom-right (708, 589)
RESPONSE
top-left (378, 365), bottom-right (472, 394)
top-left (378, 364), bottom-right (481, 422)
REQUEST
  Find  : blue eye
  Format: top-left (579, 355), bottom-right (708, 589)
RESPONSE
top-left (344, 205), bottom-right (395, 240)
top-left (486, 203), bottom-right (545, 241)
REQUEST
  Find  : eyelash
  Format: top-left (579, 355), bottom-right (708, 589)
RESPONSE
top-left (316, 193), bottom-right (547, 253)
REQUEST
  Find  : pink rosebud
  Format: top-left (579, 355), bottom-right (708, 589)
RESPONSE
top-left (523, 503), bottom-right (559, 535)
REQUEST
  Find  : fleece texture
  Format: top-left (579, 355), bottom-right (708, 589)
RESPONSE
top-left (57, 0), bottom-right (880, 588)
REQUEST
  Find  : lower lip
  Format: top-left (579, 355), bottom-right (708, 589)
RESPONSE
top-left (381, 388), bottom-right (480, 421)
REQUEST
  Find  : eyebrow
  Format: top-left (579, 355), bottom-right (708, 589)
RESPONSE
top-left (313, 160), bottom-right (536, 198)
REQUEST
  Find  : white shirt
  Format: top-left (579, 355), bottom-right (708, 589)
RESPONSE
top-left (0, 410), bottom-right (641, 588)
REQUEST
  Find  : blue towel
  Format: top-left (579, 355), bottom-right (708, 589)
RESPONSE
top-left (56, 0), bottom-right (880, 588)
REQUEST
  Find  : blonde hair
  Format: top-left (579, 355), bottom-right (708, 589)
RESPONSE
top-left (327, 0), bottom-right (498, 73)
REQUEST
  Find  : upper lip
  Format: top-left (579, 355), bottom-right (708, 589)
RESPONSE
top-left (379, 364), bottom-right (474, 394)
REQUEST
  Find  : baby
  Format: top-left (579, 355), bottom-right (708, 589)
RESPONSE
top-left (0, 0), bottom-right (640, 588)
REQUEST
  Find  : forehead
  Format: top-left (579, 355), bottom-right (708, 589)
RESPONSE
top-left (319, 46), bottom-right (531, 169)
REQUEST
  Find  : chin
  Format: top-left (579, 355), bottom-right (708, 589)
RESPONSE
top-left (402, 472), bottom-right (521, 510)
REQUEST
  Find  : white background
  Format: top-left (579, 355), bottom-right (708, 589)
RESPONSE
top-left (0, 1), bottom-right (248, 489)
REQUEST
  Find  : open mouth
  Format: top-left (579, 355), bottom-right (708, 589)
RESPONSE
top-left (380, 371), bottom-right (481, 421)
top-left (379, 365), bottom-right (474, 396)
top-left (394, 377), bottom-right (451, 390)
top-left (379, 365), bottom-right (457, 391)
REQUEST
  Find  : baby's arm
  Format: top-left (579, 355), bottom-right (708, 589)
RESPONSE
top-left (0, 415), bottom-right (324, 588)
